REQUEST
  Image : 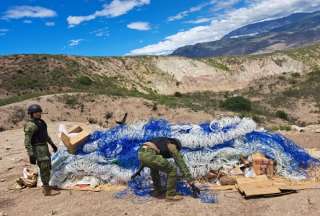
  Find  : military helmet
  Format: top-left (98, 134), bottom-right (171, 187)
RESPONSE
top-left (27, 104), bottom-right (43, 114)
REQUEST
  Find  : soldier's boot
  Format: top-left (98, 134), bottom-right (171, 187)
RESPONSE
top-left (165, 195), bottom-right (184, 201)
top-left (42, 185), bottom-right (51, 196)
top-left (42, 186), bottom-right (61, 196)
top-left (150, 188), bottom-right (166, 198)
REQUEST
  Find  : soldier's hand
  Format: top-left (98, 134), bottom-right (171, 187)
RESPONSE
top-left (51, 144), bottom-right (58, 153)
top-left (29, 156), bottom-right (37, 165)
top-left (187, 180), bottom-right (195, 186)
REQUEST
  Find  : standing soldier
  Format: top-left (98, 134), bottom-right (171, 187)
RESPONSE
top-left (24, 104), bottom-right (58, 196)
top-left (138, 137), bottom-right (194, 201)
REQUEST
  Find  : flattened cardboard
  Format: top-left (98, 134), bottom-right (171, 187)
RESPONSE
top-left (236, 175), bottom-right (296, 198)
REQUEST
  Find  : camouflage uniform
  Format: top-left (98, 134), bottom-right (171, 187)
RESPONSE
top-left (24, 119), bottom-right (54, 186)
top-left (138, 139), bottom-right (192, 197)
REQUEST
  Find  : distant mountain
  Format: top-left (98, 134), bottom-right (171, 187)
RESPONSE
top-left (172, 11), bottom-right (320, 57)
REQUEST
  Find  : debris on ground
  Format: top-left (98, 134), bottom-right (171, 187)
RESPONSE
top-left (16, 167), bottom-right (38, 188)
top-left (306, 148), bottom-right (320, 159)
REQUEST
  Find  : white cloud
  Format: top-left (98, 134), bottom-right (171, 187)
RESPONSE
top-left (67, 0), bottom-right (150, 27)
top-left (45, 21), bottom-right (55, 27)
top-left (168, 2), bottom-right (211, 22)
top-left (69, 39), bottom-right (83, 47)
top-left (3, 5), bottom-right (57, 19)
top-left (127, 21), bottom-right (150, 31)
top-left (23, 19), bottom-right (32, 24)
top-left (185, 17), bottom-right (212, 24)
top-left (90, 27), bottom-right (110, 37)
top-left (129, 0), bottom-right (320, 55)
top-left (168, 0), bottom-right (241, 22)
top-left (211, 0), bottom-right (242, 12)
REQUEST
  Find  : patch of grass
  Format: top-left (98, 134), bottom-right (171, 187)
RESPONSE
top-left (62, 95), bottom-right (80, 108)
top-left (0, 93), bottom-right (45, 106)
top-left (275, 110), bottom-right (289, 121)
top-left (271, 125), bottom-right (291, 131)
top-left (77, 76), bottom-right (93, 86)
top-left (221, 96), bottom-right (252, 112)
top-left (204, 58), bottom-right (230, 71)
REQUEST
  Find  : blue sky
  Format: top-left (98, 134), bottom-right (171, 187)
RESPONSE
top-left (0, 0), bottom-right (320, 56)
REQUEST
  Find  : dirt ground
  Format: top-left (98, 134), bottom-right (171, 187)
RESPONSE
top-left (1, 122), bottom-right (320, 216)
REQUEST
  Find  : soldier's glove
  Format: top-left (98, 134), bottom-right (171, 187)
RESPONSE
top-left (189, 182), bottom-right (201, 198)
top-left (29, 155), bottom-right (37, 165)
top-left (51, 144), bottom-right (58, 153)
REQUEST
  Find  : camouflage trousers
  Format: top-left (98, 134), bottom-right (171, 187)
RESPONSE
top-left (37, 160), bottom-right (51, 186)
top-left (33, 144), bottom-right (51, 186)
top-left (138, 148), bottom-right (177, 196)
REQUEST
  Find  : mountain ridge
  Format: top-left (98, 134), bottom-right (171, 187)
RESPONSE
top-left (172, 11), bottom-right (320, 58)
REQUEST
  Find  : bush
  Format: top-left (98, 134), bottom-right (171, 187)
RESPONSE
top-left (174, 92), bottom-right (183, 97)
top-left (63, 95), bottom-right (79, 108)
top-left (104, 112), bottom-right (113, 120)
top-left (10, 107), bottom-right (26, 124)
top-left (77, 76), bottom-right (93, 86)
top-left (221, 96), bottom-right (252, 112)
top-left (88, 117), bottom-right (98, 124)
top-left (279, 125), bottom-right (291, 131)
top-left (276, 110), bottom-right (289, 121)
top-left (152, 103), bottom-right (158, 111)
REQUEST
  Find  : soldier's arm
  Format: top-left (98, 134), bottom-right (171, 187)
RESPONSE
top-left (24, 122), bottom-right (37, 157)
top-left (47, 135), bottom-right (54, 145)
top-left (168, 144), bottom-right (193, 182)
top-left (47, 135), bottom-right (58, 152)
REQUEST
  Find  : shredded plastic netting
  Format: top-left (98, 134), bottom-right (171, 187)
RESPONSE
top-left (50, 117), bottom-right (319, 199)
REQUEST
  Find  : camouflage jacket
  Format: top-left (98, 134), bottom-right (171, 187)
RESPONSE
top-left (24, 119), bottom-right (53, 161)
top-left (168, 144), bottom-right (193, 182)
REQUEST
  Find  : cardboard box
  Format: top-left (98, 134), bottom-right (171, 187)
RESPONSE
top-left (252, 153), bottom-right (274, 177)
top-left (61, 125), bottom-right (91, 154)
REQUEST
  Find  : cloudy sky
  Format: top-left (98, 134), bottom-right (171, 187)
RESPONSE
top-left (0, 0), bottom-right (320, 56)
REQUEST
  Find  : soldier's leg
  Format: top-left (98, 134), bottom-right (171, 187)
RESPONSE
top-left (139, 148), bottom-right (177, 197)
top-left (150, 168), bottom-right (162, 192)
top-left (37, 160), bottom-right (51, 186)
top-left (144, 155), bottom-right (177, 196)
top-left (139, 149), bottom-right (162, 192)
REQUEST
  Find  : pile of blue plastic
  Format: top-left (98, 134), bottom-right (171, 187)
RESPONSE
top-left (51, 117), bottom-right (319, 202)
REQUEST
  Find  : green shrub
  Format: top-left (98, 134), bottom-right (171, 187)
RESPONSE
top-left (279, 125), bottom-right (291, 131)
top-left (221, 96), bottom-right (252, 112)
top-left (10, 107), bottom-right (26, 124)
top-left (63, 95), bottom-right (79, 108)
top-left (275, 110), bottom-right (289, 121)
top-left (174, 92), bottom-right (183, 97)
top-left (77, 76), bottom-right (93, 86)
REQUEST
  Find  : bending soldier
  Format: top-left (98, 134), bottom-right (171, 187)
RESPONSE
top-left (138, 137), bottom-right (194, 201)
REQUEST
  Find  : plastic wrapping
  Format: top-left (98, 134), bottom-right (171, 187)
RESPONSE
top-left (51, 117), bottom-right (319, 191)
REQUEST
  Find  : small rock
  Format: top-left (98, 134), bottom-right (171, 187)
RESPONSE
top-left (291, 125), bottom-right (304, 132)
top-left (7, 167), bottom-right (14, 171)
top-left (0, 157), bottom-right (2, 160)
top-left (5, 147), bottom-right (11, 151)
top-left (51, 210), bottom-right (57, 215)
top-left (0, 179), bottom-right (5, 182)
top-left (0, 211), bottom-right (8, 216)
